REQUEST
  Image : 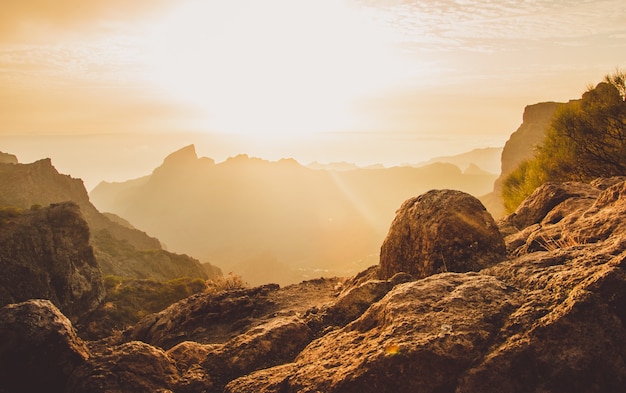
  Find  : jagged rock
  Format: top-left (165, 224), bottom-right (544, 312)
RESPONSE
top-left (130, 284), bottom-right (282, 349)
top-left (172, 317), bottom-right (313, 392)
top-left (0, 151), bottom-right (18, 164)
top-left (0, 300), bottom-right (90, 393)
top-left (465, 243), bottom-right (626, 392)
top-left (67, 341), bottom-right (180, 393)
top-left (502, 180), bottom-right (626, 256)
top-left (379, 189), bottom-right (505, 280)
top-left (316, 279), bottom-right (392, 329)
top-left (504, 181), bottom-right (600, 231)
top-left (0, 202), bottom-right (104, 321)
top-left (226, 273), bottom-right (520, 393)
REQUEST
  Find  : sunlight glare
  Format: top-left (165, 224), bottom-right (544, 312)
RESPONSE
top-left (141, 0), bottom-right (412, 138)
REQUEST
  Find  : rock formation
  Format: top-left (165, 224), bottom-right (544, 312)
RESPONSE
top-left (0, 300), bottom-right (90, 393)
top-left (0, 157), bottom-right (211, 281)
top-left (3, 179), bottom-right (626, 392)
top-left (0, 202), bottom-right (104, 321)
top-left (482, 101), bottom-right (566, 217)
top-left (379, 189), bottom-right (505, 279)
top-left (0, 150), bottom-right (18, 164)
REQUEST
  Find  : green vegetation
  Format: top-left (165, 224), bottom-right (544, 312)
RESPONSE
top-left (0, 206), bottom-right (24, 225)
top-left (79, 273), bottom-right (247, 339)
top-left (503, 70), bottom-right (626, 213)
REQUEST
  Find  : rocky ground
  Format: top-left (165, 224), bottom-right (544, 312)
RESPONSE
top-left (2, 178), bottom-right (626, 392)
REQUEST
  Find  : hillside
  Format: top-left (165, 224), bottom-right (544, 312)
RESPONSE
top-left (91, 145), bottom-right (498, 285)
top-left (4, 178), bottom-right (626, 392)
top-left (0, 157), bottom-right (214, 281)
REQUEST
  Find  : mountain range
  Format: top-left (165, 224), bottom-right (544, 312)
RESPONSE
top-left (0, 157), bottom-right (218, 281)
top-left (90, 146), bottom-right (498, 285)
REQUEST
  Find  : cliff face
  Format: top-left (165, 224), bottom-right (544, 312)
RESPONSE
top-left (0, 158), bottom-right (210, 281)
top-left (0, 202), bottom-right (104, 322)
top-left (0, 151), bottom-right (18, 164)
top-left (482, 101), bottom-right (566, 217)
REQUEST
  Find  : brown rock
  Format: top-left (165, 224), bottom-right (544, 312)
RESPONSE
top-left (0, 202), bottom-right (104, 321)
top-left (379, 189), bottom-right (505, 279)
top-left (227, 273), bottom-right (519, 393)
top-left (130, 284), bottom-right (281, 350)
top-left (67, 341), bottom-right (180, 393)
top-left (504, 181), bottom-right (599, 231)
top-left (0, 299), bottom-right (90, 393)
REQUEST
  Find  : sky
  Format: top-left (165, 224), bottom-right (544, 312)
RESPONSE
top-left (1, 0), bottom-right (625, 190)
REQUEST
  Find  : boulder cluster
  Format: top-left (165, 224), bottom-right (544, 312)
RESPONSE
top-left (3, 180), bottom-right (626, 392)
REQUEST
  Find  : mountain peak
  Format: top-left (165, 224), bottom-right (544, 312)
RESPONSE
top-left (162, 145), bottom-right (198, 166)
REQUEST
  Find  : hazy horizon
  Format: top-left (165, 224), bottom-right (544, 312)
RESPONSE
top-left (1, 0), bottom-right (625, 189)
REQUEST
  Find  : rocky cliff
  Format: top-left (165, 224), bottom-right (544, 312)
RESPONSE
top-left (0, 158), bottom-right (212, 281)
top-left (482, 101), bottom-right (566, 217)
top-left (0, 202), bottom-right (104, 322)
top-left (3, 179), bottom-right (626, 392)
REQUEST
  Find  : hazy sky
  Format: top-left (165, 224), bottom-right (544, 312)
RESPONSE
top-left (1, 0), bottom-right (625, 189)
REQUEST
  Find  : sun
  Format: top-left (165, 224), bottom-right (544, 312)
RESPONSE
top-left (139, 0), bottom-right (412, 138)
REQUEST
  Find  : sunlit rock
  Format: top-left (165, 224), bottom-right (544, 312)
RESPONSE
top-left (379, 189), bottom-right (505, 280)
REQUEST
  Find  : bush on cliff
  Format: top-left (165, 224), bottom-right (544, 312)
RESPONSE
top-left (503, 70), bottom-right (626, 212)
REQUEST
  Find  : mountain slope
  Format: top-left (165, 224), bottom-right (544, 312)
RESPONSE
top-left (91, 145), bottom-right (497, 285)
top-left (0, 157), bottom-right (212, 280)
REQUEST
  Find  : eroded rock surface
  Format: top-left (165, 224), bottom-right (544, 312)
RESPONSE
top-left (379, 189), bottom-right (505, 279)
top-left (0, 300), bottom-right (90, 393)
top-left (4, 180), bottom-right (626, 393)
top-left (0, 202), bottom-right (104, 321)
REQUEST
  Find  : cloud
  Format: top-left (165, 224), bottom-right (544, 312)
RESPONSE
top-left (0, 0), bottom-right (173, 42)
top-left (360, 0), bottom-right (626, 52)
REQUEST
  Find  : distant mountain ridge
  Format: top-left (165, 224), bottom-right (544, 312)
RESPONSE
top-left (415, 147), bottom-right (503, 174)
top-left (91, 145), bottom-right (498, 285)
top-left (0, 156), bottom-right (215, 281)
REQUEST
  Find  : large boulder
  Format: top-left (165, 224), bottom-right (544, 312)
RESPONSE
top-left (379, 189), bottom-right (505, 279)
top-left (0, 300), bottom-right (90, 393)
top-left (0, 202), bottom-right (104, 321)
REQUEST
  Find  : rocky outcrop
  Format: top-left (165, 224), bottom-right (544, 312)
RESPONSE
top-left (379, 189), bottom-right (505, 280)
top-left (4, 179), bottom-right (626, 392)
top-left (0, 158), bottom-right (210, 281)
top-left (130, 284), bottom-right (282, 350)
top-left (0, 300), bottom-right (90, 393)
top-left (0, 150), bottom-right (18, 164)
top-left (226, 273), bottom-right (519, 393)
top-left (0, 202), bottom-right (104, 321)
top-left (67, 341), bottom-right (181, 393)
top-left (225, 180), bottom-right (626, 393)
top-left (482, 101), bottom-right (566, 217)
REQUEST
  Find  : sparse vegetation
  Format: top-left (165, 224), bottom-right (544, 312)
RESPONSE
top-left (0, 206), bottom-right (24, 225)
top-left (205, 272), bottom-right (248, 293)
top-left (535, 233), bottom-right (585, 252)
top-left (79, 273), bottom-right (247, 340)
top-left (503, 70), bottom-right (626, 212)
top-left (80, 276), bottom-right (208, 339)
